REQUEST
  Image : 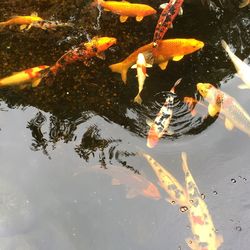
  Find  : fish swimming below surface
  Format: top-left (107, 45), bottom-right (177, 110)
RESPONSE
top-left (46, 36), bottom-right (117, 76)
top-left (131, 53), bottom-right (152, 104)
top-left (197, 83), bottom-right (250, 136)
top-left (181, 152), bottom-right (223, 250)
top-left (109, 38), bottom-right (204, 83)
top-left (26, 20), bottom-right (74, 30)
top-left (93, 0), bottom-right (156, 23)
top-left (221, 40), bottom-right (250, 89)
top-left (73, 164), bottom-right (161, 200)
top-left (0, 65), bottom-right (49, 88)
top-left (0, 12), bottom-right (43, 30)
top-left (153, 0), bottom-right (184, 45)
top-left (141, 152), bottom-right (188, 206)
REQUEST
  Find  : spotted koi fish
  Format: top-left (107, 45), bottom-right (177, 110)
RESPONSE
top-left (0, 12), bottom-right (43, 30)
top-left (47, 36), bottom-right (117, 76)
top-left (197, 83), bottom-right (250, 136)
top-left (153, 0), bottom-right (184, 46)
top-left (141, 152), bottom-right (188, 206)
top-left (0, 65), bottom-right (49, 88)
top-left (181, 152), bottom-right (223, 250)
top-left (146, 79), bottom-right (181, 148)
top-left (27, 20), bottom-right (74, 30)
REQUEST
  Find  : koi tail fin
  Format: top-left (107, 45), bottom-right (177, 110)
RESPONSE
top-left (239, 0), bottom-right (249, 8)
top-left (109, 62), bottom-right (128, 84)
top-left (0, 21), bottom-right (8, 30)
top-left (134, 94), bottom-right (142, 104)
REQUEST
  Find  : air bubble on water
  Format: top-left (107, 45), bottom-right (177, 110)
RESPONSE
top-left (180, 206), bottom-right (188, 212)
top-left (213, 191), bottom-right (218, 195)
top-left (201, 193), bottom-right (205, 200)
top-left (171, 200), bottom-right (175, 205)
top-left (231, 178), bottom-right (236, 183)
top-left (236, 226), bottom-right (242, 232)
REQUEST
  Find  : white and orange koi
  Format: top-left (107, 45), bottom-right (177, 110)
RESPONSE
top-left (197, 83), bottom-right (250, 136)
top-left (0, 12), bottom-right (43, 30)
top-left (146, 79), bottom-right (181, 148)
top-left (141, 152), bottom-right (188, 206)
top-left (221, 40), bottom-right (250, 89)
top-left (0, 65), bottom-right (49, 88)
top-left (181, 152), bottom-right (223, 250)
top-left (93, 0), bottom-right (156, 23)
top-left (131, 53), bottom-right (152, 104)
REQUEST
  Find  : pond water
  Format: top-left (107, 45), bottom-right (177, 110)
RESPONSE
top-left (0, 0), bottom-right (249, 249)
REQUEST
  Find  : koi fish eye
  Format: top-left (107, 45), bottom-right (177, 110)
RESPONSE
top-left (92, 46), bottom-right (98, 52)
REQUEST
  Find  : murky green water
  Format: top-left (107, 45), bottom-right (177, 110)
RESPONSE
top-left (0, 0), bottom-right (249, 249)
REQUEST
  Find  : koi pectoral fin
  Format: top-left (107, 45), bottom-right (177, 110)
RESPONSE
top-left (20, 24), bottom-right (27, 30)
top-left (208, 104), bottom-right (219, 117)
top-left (136, 16), bottom-right (144, 22)
top-left (119, 16), bottom-right (128, 23)
top-left (224, 118), bottom-right (234, 130)
top-left (32, 78), bottom-right (42, 88)
top-left (96, 52), bottom-right (106, 60)
top-left (158, 61), bottom-right (168, 70)
top-left (172, 55), bottom-right (184, 61)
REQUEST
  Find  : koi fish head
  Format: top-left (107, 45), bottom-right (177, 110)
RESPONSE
top-left (147, 125), bottom-right (159, 148)
top-left (196, 83), bottom-right (213, 98)
top-left (137, 53), bottom-right (146, 65)
top-left (86, 37), bottom-right (117, 53)
top-left (143, 182), bottom-right (161, 200)
top-left (185, 39), bottom-right (204, 53)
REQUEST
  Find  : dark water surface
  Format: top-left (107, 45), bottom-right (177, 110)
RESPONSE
top-left (0, 0), bottom-right (249, 249)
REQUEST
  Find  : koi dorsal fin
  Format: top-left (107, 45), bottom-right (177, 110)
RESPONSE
top-left (31, 12), bottom-right (38, 17)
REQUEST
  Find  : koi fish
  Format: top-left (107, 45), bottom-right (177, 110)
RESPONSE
top-left (109, 38), bottom-right (204, 83)
top-left (141, 152), bottom-right (187, 206)
top-left (94, 0), bottom-right (156, 23)
top-left (181, 152), bottom-right (223, 250)
top-left (197, 83), bottom-right (250, 136)
top-left (74, 164), bottom-right (161, 200)
top-left (146, 79), bottom-right (181, 148)
top-left (131, 53), bottom-right (152, 104)
top-left (239, 0), bottom-right (250, 7)
top-left (153, 0), bottom-right (184, 45)
top-left (221, 40), bottom-right (250, 89)
top-left (48, 36), bottom-right (117, 75)
top-left (0, 12), bottom-right (43, 30)
top-left (0, 65), bottom-right (49, 88)
top-left (27, 20), bottom-right (74, 30)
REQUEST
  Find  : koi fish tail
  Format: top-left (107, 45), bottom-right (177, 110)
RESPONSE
top-left (109, 62), bottom-right (128, 84)
top-left (239, 0), bottom-right (249, 8)
top-left (134, 94), bottom-right (142, 104)
top-left (0, 21), bottom-right (8, 30)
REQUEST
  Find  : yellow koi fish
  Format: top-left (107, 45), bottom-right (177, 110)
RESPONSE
top-left (0, 65), bottom-right (49, 88)
top-left (239, 0), bottom-right (250, 7)
top-left (0, 12), bottom-right (43, 30)
top-left (221, 40), bottom-right (250, 89)
top-left (197, 83), bottom-right (250, 136)
top-left (131, 53), bottom-right (152, 104)
top-left (181, 152), bottom-right (223, 250)
top-left (141, 152), bottom-right (188, 206)
top-left (94, 0), bottom-right (157, 23)
top-left (109, 38), bottom-right (204, 83)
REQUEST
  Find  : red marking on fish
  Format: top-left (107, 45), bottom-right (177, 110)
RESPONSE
top-left (24, 68), bottom-right (38, 79)
top-left (192, 215), bottom-right (204, 225)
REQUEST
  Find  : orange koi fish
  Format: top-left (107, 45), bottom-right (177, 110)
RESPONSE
top-left (131, 53), bottom-right (152, 104)
top-left (146, 79), bottom-right (181, 148)
top-left (141, 152), bottom-right (187, 206)
top-left (153, 0), bottom-right (184, 45)
top-left (0, 12), bottom-right (43, 30)
top-left (0, 65), bottom-right (49, 88)
top-left (197, 83), bottom-right (250, 136)
top-left (48, 36), bottom-right (117, 75)
top-left (239, 0), bottom-right (250, 7)
top-left (27, 20), bottom-right (74, 30)
top-left (94, 0), bottom-right (156, 23)
top-left (109, 38), bottom-right (204, 83)
top-left (74, 164), bottom-right (161, 200)
top-left (181, 152), bottom-right (223, 250)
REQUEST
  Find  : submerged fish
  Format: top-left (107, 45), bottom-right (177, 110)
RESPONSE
top-left (153, 0), bottom-right (184, 45)
top-left (93, 0), bottom-right (156, 23)
top-left (146, 79), bottom-right (181, 148)
top-left (109, 38), bottom-right (204, 83)
top-left (48, 36), bottom-right (117, 75)
top-left (197, 83), bottom-right (250, 136)
top-left (141, 152), bottom-right (187, 206)
top-left (131, 53), bottom-right (152, 104)
top-left (27, 20), bottom-right (74, 30)
top-left (74, 164), bottom-right (161, 200)
top-left (0, 65), bottom-right (49, 88)
top-left (221, 40), bottom-right (250, 89)
top-left (239, 0), bottom-right (250, 7)
top-left (181, 152), bottom-right (223, 250)
top-left (0, 12), bottom-right (43, 30)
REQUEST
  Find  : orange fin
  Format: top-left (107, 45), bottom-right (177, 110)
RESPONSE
top-left (136, 16), bottom-right (144, 22)
top-left (119, 16), bottom-right (128, 23)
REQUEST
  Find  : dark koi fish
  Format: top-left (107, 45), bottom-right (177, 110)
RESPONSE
top-left (27, 20), bottom-right (74, 30)
top-left (47, 36), bottom-right (117, 76)
top-left (73, 164), bottom-right (161, 200)
top-left (153, 0), bottom-right (184, 46)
